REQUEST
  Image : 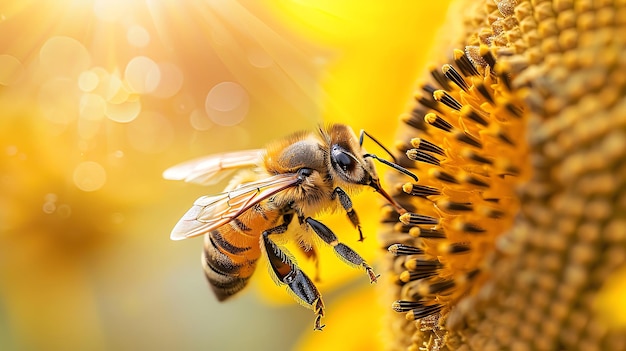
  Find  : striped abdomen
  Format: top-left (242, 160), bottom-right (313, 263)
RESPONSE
top-left (202, 204), bottom-right (280, 301)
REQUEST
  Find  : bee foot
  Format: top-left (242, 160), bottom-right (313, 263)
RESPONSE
top-left (313, 311), bottom-right (326, 331)
top-left (366, 265), bottom-right (380, 284)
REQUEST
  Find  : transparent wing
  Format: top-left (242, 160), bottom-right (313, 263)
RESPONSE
top-left (163, 149), bottom-right (265, 186)
top-left (170, 173), bottom-right (300, 240)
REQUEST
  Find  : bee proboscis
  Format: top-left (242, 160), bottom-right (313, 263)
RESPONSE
top-left (164, 123), bottom-right (415, 330)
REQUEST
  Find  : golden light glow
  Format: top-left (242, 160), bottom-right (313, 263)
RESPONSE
top-left (0, 0), bottom-right (451, 350)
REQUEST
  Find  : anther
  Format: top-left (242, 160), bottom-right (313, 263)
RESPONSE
top-left (424, 113), bottom-right (453, 132)
top-left (419, 278), bottom-right (456, 295)
top-left (388, 243), bottom-right (424, 256)
top-left (416, 93), bottom-right (441, 112)
top-left (399, 213), bottom-right (440, 226)
top-left (460, 149), bottom-right (493, 165)
top-left (392, 300), bottom-right (428, 313)
top-left (480, 45), bottom-right (497, 68)
top-left (495, 158), bottom-right (521, 176)
top-left (408, 227), bottom-right (446, 239)
top-left (433, 90), bottom-right (463, 111)
top-left (422, 84), bottom-right (437, 95)
top-left (393, 222), bottom-right (412, 233)
top-left (406, 149), bottom-right (441, 166)
top-left (457, 173), bottom-right (490, 188)
top-left (453, 130), bottom-right (483, 148)
top-left (465, 45), bottom-right (489, 68)
top-left (430, 66), bottom-right (452, 91)
top-left (437, 199), bottom-right (473, 212)
top-left (442, 64), bottom-right (470, 91)
top-left (496, 129), bottom-right (516, 146)
top-left (410, 138), bottom-right (446, 156)
top-left (400, 270), bottom-right (438, 282)
top-left (478, 206), bottom-right (505, 219)
top-left (452, 219), bottom-right (487, 233)
top-left (429, 169), bottom-right (459, 184)
top-left (401, 112), bottom-right (426, 130)
top-left (441, 242), bottom-right (471, 254)
top-left (405, 304), bottom-right (443, 321)
top-left (494, 61), bottom-right (513, 91)
top-left (454, 48), bottom-right (480, 76)
top-left (405, 258), bottom-right (443, 271)
top-left (460, 105), bottom-right (489, 126)
top-left (402, 183), bottom-right (441, 198)
top-left (506, 102), bottom-right (523, 118)
top-left (473, 78), bottom-right (494, 103)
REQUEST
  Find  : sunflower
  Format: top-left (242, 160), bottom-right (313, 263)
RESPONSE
top-left (300, 0), bottom-right (626, 350)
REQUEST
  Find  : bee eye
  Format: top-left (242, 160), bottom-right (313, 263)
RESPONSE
top-left (331, 145), bottom-right (355, 172)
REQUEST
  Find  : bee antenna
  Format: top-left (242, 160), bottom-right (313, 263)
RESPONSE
top-left (363, 153), bottom-right (418, 182)
top-left (359, 129), bottom-right (397, 163)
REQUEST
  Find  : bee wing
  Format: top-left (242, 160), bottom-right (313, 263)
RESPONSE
top-left (163, 149), bottom-right (265, 186)
top-left (170, 173), bottom-right (301, 240)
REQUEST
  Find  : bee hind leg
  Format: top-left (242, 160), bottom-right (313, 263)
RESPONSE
top-left (305, 217), bottom-right (380, 283)
top-left (261, 220), bottom-right (326, 331)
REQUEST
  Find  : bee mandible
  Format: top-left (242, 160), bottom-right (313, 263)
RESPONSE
top-left (164, 124), bottom-right (416, 330)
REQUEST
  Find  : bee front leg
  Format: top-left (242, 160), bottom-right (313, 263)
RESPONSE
top-left (332, 187), bottom-right (364, 242)
top-left (261, 217), bottom-right (325, 331)
top-left (305, 217), bottom-right (380, 283)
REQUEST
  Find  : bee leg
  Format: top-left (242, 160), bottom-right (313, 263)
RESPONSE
top-left (261, 218), bottom-right (326, 331)
top-left (331, 187), bottom-right (364, 242)
top-left (305, 217), bottom-right (380, 283)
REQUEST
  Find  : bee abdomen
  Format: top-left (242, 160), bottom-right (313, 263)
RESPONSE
top-left (203, 233), bottom-right (257, 301)
top-left (231, 218), bottom-right (252, 233)
top-left (204, 235), bottom-right (245, 275)
top-left (203, 262), bottom-right (250, 301)
top-left (210, 230), bottom-right (250, 255)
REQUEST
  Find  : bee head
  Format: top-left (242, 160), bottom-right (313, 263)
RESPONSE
top-left (329, 143), bottom-right (377, 185)
top-left (322, 124), bottom-right (417, 214)
top-left (322, 124), bottom-right (377, 186)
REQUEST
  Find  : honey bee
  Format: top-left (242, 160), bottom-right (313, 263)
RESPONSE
top-left (164, 124), bottom-right (415, 330)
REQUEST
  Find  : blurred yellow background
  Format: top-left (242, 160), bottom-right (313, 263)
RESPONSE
top-left (0, 1), bottom-right (449, 350)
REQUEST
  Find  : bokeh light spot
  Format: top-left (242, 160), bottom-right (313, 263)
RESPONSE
top-left (127, 25), bottom-right (150, 48)
top-left (150, 63), bottom-right (183, 98)
top-left (189, 109), bottom-right (213, 131)
top-left (57, 204), bottom-right (72, 218)
top-left (42, 196), bottom-right (72, 218)
top-left (205, 82), bottom-right (249, 126)
top-left (105, 99), bottom-right (141, 123)
top-left (6, 145), bottom-right (18, 156)
top-left (42, 201), bottom-right (56, 214)
top-left (39, 36), bottom-right (91, 78)
top-left (205, 81), bottom-right (247, 111)
top-left (78, 71), bottom-right (100, 92)
top-left (105, 73), bottom-right (132, 104)
top-left (124, 56), bottom-right (160, 94)
top-left (73, 161), bottom-right (107, 192)
top-left (0, 54), bottom-right (24, 86)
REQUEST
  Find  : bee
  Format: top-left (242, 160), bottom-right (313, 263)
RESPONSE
top-left (164, 123), bottom-right (415, 330)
